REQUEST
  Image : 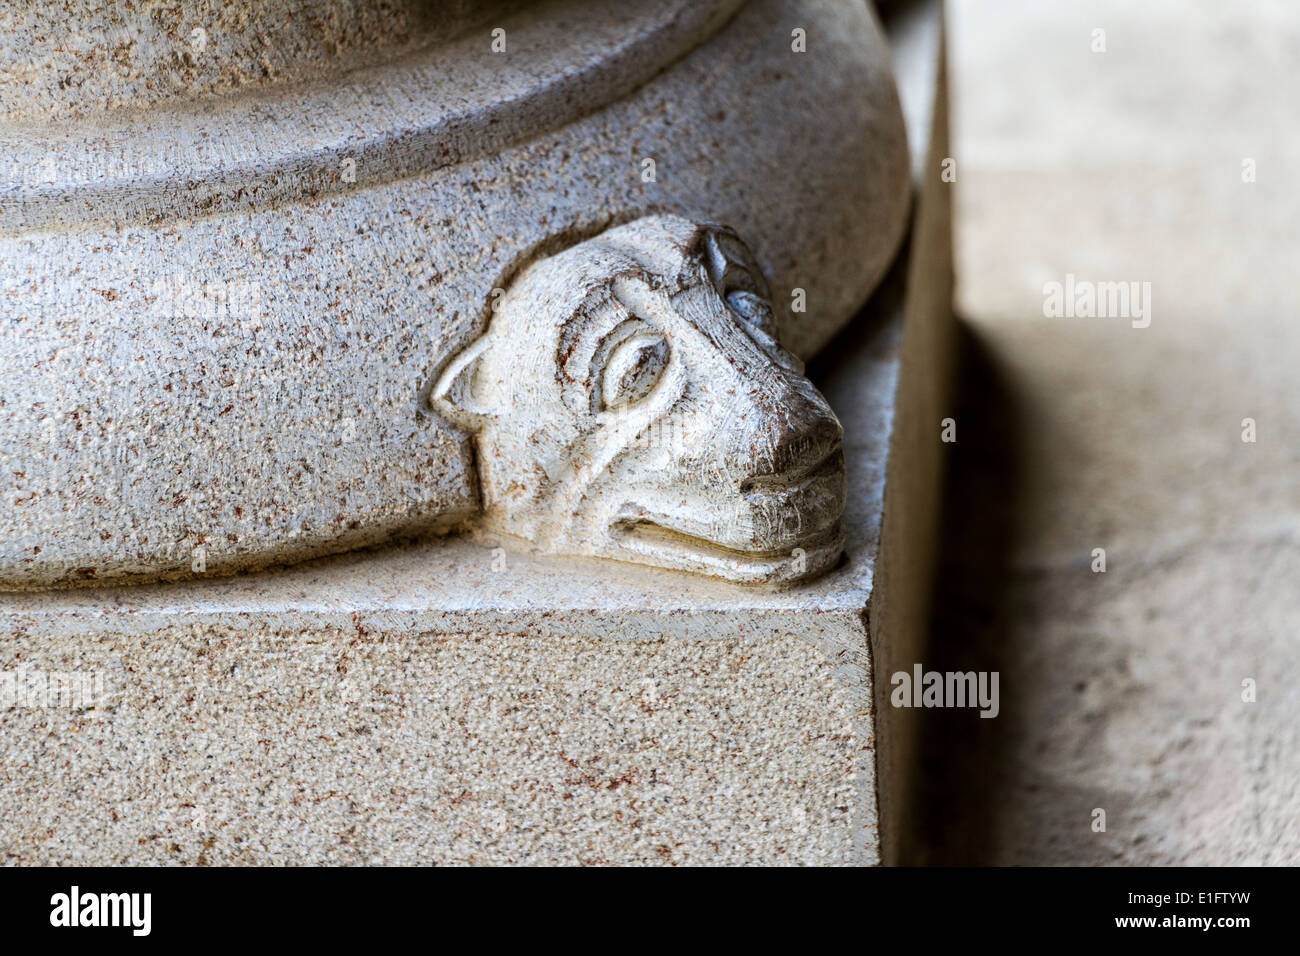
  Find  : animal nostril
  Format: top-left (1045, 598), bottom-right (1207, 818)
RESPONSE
top-left (743, 412), bottom-right (843, 490)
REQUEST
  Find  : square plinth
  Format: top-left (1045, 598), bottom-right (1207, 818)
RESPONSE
top-left (0, 7), bottom-right (951, 870)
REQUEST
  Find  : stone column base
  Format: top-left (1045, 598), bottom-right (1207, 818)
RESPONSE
top-left (0, 6), bottom-right (952, 867)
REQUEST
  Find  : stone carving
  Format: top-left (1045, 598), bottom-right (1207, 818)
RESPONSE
top-left (0, 0), bottom-right (905, 589)
top-left (431, 216), bottom-right (846, 585)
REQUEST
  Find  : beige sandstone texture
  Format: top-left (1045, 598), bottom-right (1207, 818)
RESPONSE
top-left (0, 274), bottom-right (910, 863)
top-left (915, 0), bottom-right (1299, 865)
top-left (1, 0), bottom-right (910, 588)
top-left (0, 0), bottom-right (523, 123)
top-left (0, 1), bottom-right (950, 865)
top-left (3, 621), bottom-right (861, 865)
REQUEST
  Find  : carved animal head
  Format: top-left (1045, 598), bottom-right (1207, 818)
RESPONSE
top-left (431, 215), bottom-right (845, 585)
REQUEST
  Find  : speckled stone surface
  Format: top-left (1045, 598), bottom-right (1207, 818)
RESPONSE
top-left (4, 622), bottom-right (863, 865)
top-left (0, 281), bottom-right (909, 863)
top-left (0, 0), bottom-right (522, 124)
top-left (1, 0), bottom-right (910, 587)
top-left (0, 2), bottom-right (945, 865)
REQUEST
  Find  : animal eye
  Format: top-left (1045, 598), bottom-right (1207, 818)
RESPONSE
top-left (602, 332), bottom-right (669, 410)
top-left (726, 288), bottom-right (804, 375)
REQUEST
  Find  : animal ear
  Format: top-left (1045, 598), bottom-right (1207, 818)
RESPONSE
top-left (429, 333), bottom-right (493, 428)
top-left (701, 224), bottom-right (771, 301)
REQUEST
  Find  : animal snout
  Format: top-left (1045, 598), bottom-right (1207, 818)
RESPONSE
top-left (740, 400), bottom-right (843, 493)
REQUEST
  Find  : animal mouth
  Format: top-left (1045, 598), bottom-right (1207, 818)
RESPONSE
top-left (609, 519), bottom-right (845, 587)
top-left (607, 444), bottom-right (846, 585)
